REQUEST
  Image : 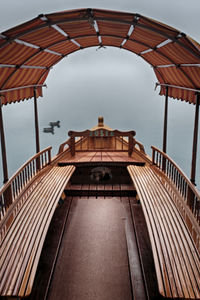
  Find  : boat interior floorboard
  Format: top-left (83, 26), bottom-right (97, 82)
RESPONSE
top-left (27, 166), bottom-right (161, 300)
top-left (47, 196), bottom-right (133, 300)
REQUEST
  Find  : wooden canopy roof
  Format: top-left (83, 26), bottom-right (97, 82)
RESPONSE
top-left (0, 8), bottom-right (200, 104)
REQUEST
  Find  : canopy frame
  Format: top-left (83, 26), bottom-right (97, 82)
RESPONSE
top-left (191, 93), bottom-right (200, 184)
top-left (0, 97), bottom-right (8, 183)
top-left (1, 8), bottom-right (200, 185)
top-left (0, 8), bottom-right (200, 104)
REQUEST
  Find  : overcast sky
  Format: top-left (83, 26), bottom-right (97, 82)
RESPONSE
top-left (0, 0), bottom-right (200, 186)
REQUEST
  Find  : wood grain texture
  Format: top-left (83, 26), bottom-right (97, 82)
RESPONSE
top-left (0, 165), bottom-right (75, 297)
top-left (128, 165), bottom-right (200, 299)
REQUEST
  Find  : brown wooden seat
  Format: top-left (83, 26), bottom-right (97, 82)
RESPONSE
top-left (0, 165), bottom-right (75, 298)
top-left (128, 165), bottom-right (200, 299)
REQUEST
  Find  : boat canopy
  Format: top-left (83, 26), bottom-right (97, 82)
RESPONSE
top-left (0, 8), bottom-right (200, 104)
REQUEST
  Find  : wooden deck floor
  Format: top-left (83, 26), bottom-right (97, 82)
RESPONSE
top-left (58, 151), bottom-right (145, 165)
top-left (2, 144), bottom-right (199, 299)
top-left (47, 197), bottom-right (133, 300)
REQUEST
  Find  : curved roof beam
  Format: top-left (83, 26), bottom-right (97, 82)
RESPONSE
top-left (0, 8), bottom-right (200, 103)
top-left (1, 32), bottom-right (196, 90)
top-left (1, 14), bottom-right (199, 61)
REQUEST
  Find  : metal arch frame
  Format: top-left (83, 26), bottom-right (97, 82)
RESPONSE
top-left (0, 12), bottom-right (199, 92)
top-left (0, 84), bottom-right (47, 94)
top-left (31, 43), bottom-right (167, 92)
top-left (1, 13), bottom-right (200, 60)
top-left (1, 32), bottom-right (197, 92)
top-left (156, 83), bottom-right (200, 95)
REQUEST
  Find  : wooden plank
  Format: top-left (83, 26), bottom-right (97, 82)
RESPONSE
top-left (140, 167), bottom-right (186, 298)
top-left (58, 150), bottom-right (145, 164)
top-left (120, 184), bottom-right (133, 190)
top-left (105, 184), bottom-right (113, 191)
top-left (0, 168), bottom-right (60, 294)
top-left (128, 166), bottom-right (171, 297)
top-left (81, 184), bottom-right (90, 190)
top-left (123, 198), bottom-right (147, 299)
top-left (89, 184), bottom-right (97, 190)
top-left (97, 184), bottom-right (105, 191)
top-left (143, 167), bottom-right (199, 298)
top-left (0, 168), bottom-right (58, 263)
top-left (128, 165), bottom-right (200, 299)
top-left (20, 166), bottom-right (75, 296)
top-left (113, 184), bottom-right (120, 191)
top-left (144, 167), bottom-right (200, 297)
top-left (0, 165), bottom-right (75, 297)
top-left (0, 169), bottom-right (61, 292)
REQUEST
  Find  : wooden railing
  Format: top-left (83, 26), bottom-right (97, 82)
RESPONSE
top-left (0, 147), bottom-right (52, 222)
top-left (58, 138), bottom-right (70, 154)
top-left (134, 140), bottom-right (146, 154)
top-left (57, 131), bottom-right (146, 158)
top-left (67, 129), bottom-right (136, 156)
top-left (152, 146), bottom-right (200, 224)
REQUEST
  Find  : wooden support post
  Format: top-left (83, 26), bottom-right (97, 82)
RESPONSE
top-left (190, 93), bottom-right (200, 185)
top-left (162, 86), bottom-right (169, 172)
top-left (163, 86), bottom-right (169, 153)
top-left (34, 88), bottom-right (40, 153)
top-left (0, 97), bottom-right (12, 205)
top-left (152, 148), bottom-right (155, 165)
top-left (128, 135), bottom-right (133, 157)
top-left (70, 136), bottom-right (75, 156)
top-left (0, 97), bottom-right (8, 183)
top-left (34, 88), bottom-right (40, 171)
top-left (187, 186), bottom-right (195, 209)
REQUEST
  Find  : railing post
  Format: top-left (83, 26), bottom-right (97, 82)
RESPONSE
top-left (128, 135), bottom-right (133, 156)
top-left (48, 148), bottom-right (51, 164)
top-left (36, 155), bottom-right (40, 172)
top-left (190, 93), bottom-right (200, 185)
top-left (70, 136), bottom-right (75, 156)
top-left (162, 155), bottom-right (166, 173)
top-left (152, 148), bottom-right (155, 165)
top-left (187, 186), bottom-right (195, 210)
top-left (3, 186), bottom-right (13, 208)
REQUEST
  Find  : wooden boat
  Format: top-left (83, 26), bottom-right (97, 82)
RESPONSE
top-left (0, 8), bottom-right (200, 300)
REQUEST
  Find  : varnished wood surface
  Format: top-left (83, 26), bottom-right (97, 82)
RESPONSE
top-left (152, 146), bottom-right (200, 227)
top-left (27, 193), bottom-right (160, 300)
top-left (128, 165), bottom-right (200, 299)
top-left (0, 147), bottom-right (52, 223)
top-left (65, 165), bottom-right (136, 198)
top-left (46, 197), bottom-right (132, 300)
top-left (0, 165), bottom-right (75, 297)
top-left (58, 151), bottom-right (145, 164)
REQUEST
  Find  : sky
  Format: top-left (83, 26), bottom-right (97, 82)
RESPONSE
top-left (0, 0), bottom-right (200, 187)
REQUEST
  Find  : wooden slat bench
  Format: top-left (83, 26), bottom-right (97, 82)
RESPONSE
top-left (0, 165), bottom-right (75, 298)
top-left (128, 165), bottom-right (200, 299)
